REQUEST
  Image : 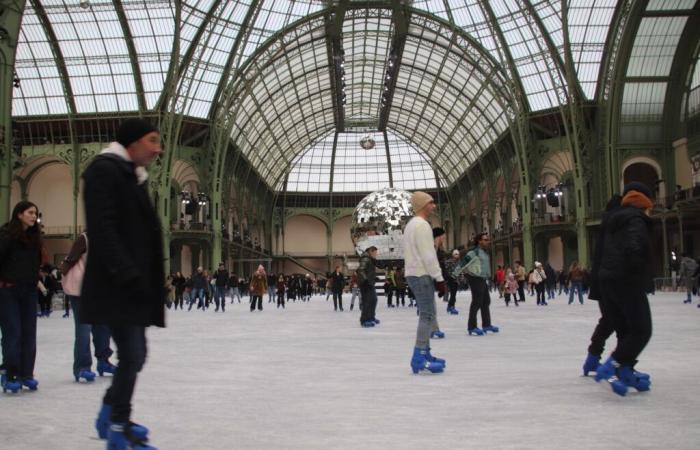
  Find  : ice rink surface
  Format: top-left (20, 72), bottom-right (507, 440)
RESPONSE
top-left (1, 291), bottom-right (699, 450)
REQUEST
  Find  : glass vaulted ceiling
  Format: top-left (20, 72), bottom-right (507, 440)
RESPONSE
top-left (10, 1), bottom-right (690, 191)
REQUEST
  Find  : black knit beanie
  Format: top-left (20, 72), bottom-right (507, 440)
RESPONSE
top-left (116, 118), bottom-right (158, 148)
top-left (432, 227), bottom-right (445, 238)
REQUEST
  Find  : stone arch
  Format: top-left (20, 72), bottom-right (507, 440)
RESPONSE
top-left (331, 215), bottom-right (354, 255)
top-left (621, 157), bottom-right (662, 198)
top-left (26, 161), bottom-right (74, 231)
top-left (284, 214), bottom-right (328, 255)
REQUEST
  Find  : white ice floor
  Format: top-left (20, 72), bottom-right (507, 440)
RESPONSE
top-left (1, 290), bottom-right (699, 450)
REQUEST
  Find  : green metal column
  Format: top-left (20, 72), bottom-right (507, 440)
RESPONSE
top-left (210, 190), bottom-right (223, 269)
top-left (0, 2), bottom-right (26, 224)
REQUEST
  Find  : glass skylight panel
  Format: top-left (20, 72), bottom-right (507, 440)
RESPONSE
top-left (626, 16), bottom-right (688, 77)
top-left (621, 82), bottom-right (668, 121)
top-left (646, 0), bottom-right (697, 10)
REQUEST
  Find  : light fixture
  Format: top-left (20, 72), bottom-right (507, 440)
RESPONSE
top-left (180, 191), bottom-right (191, 205)
top-left (13, 73), bottom-right (20, 88)
top-left (359, 135), bottom-right (376, 150)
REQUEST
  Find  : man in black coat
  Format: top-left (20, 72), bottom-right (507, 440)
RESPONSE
top-left (81, 118), bottom-right (165, 447)
top-left (331, 265), bottom-right (346, 311)
top-left (358, 247), bottom-right (379, 326)
top-left (595, 182), bottom-right (654, 396)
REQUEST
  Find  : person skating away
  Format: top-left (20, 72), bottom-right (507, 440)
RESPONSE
top-left (267, 272), bottom-right (277, 304)
top-left (81, 118), bottom-right (164, 448)
top-left (514, 260), bottom-right (527, 303)
top-left (331, 266), bottom-right (345, 311)
top-left (494, 265), bottom-right (505, 299)
top-left (276, 275), bottom-right (286, 308)
top-left (191, 267), bottom-right (207, 310)
top-left (504, 269), bottom-right (518, 306)
top-left (213, 263), bottom-right (228, 312)
top-left (349, 271), bottom-right (361, 311)
top-left (358, 246), bottom-right (379, 327)
top-left (533, 262), bottom-right (547, 305)
top-left (0, 201), bottom-right (44, 394)
top-left (404, 192), bottom-right (447, 374)
top-left (60, 231), bottom-right (116, 384)
top-left (385, 267), bottom-right (396, 307)
top-left (433, 227), bottom-right (455, 317)
top-left (679, 252), bottom-right (698, 304)
top-left (595, 182), bottom-right (655, 396)
top-left (395, 268), bottom-right (407, 307)
top-left (228, 274), bottom-right (241, 304)
top-left (458, 233), bottom-right (499, 336)
top-left (172, 272), bottom-right (186, 310)
top-left (37, 265), bottom-right (57, 317)
top-left (568, 261), bottom-right (586, 305)
top-left (250, 265), bottom-right (267, 311)
top-left (443, 248), bottom-right (460, 314)
top-left (544, 262), bottom-right (557, 300)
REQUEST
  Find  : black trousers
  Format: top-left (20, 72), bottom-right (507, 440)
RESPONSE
top-left (535, 283), bottom-right (546, 304)
top-left (396, 288), bottom-right (405, 306)
top-left (175, 289), bottom-right (184, 309)
top-left (359, 284), bottom-right (377, 323)
top-left (277, 292), bottom-right (285, 307)
top-left (447, 283), bottom-right (457, 309)
top-left (333, 291), bottom-right (343, 310)
top-left (599, 277), bottom-right (652, 367)
top-left (588, 299), bottom-right (614, 356)
top-left (0, 284), bottom-right (38, 379)
top-left (104, 325), bottom-right (147, 424)
top-left (466, 275), bottom-right (491, 330)
top-left (517, 280), bottom-right (526, 303)
top-left (250, 295), bottom-right (262, 311)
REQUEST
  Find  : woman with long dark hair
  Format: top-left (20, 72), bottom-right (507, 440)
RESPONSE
top-left (0, 201), bottom-right (44, 393)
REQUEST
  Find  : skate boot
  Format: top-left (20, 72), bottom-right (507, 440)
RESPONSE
top-left (582, 353), bottom-right (600, 376)
top-left (410, 347), bottom-right (444, 374)
top-left (21, 378), bottom-right (39, 390)
top-left (96, 403), bottom-right (112, 439)
top-left (430, 330), bottom-right (445, 339)
top-left (617, 366), bottom-right (651, 392)
top-left (426, 347), bottom-right (446, 367)
top-left (447, 307), bottom-right (459, 315)
top-left (1, 374), bottom-right (21, 393)
top-left (97, 359), bottom-right (117, 376)
top-left (372, 318), bottom-right (381, 325)
top-left (107, 423), bottom-right (156, 450)
top-left (361, 321), bottom-right (375, 328)
top-left (594, 356), bottom-right (628, 396)
top-left (483, 325), bottom-right (500, 334)
top-left (76, 369), bottom-right (97, 383)
top-left (468, 328), bottom-right (484, 336)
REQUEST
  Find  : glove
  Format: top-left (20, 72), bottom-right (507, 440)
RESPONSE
top-left (435, 280), bottom-right (447, 297)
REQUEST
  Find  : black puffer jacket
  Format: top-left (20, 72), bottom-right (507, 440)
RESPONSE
top-left (357, 252), bottom-right (377, 287)
top-left (598, 205), bottom-right (653, 293)
top-left (0, 225), bottom-right (41, 284)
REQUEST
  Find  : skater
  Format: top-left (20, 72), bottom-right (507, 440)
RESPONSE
top-left (81, 118), bottom-right (163, 448)
top-left (172, 272), bottom-right (186, 310)
top-left (504, 268), bottom-right (518, 306)
top-left (331, 266), bottom-right (345, 311)
top-left (213, 263), bottom-right (228, 312)
top-left (533, 262), bottom-right (547, 305)
top-left (228, 274), bottom-right (241, 303)
top-left (358, 246), bottom-right (379, 327)
top-left (191, 267), bottom-right (207, 310)
top-left (514, 260), bottom-right (526, 303)
top-left (544, 262), bottom-right (557, 300)
top-left (404, 192), bottom-right (447, 374)
top-left (349, 271), bottom-right (361, 311)
top-left (0, 201), bottom-right (43, 394)
top-left (568, 261), bottom-right (586, 305)
top-left (37, 265), bottom-right (57, 317)
top-left (679, 252), bottom-right (698, 304)
top-left (385, 266), bottom-right (396, 307)
top-left (595, 182), bottom-right (654, 396)
top-left (395, 268), bottom-right (406, 307)
top-left (459, 233), bottom-right (499, 336)
top-left (267, 271), bottom-right (277, 303)
top-left (250, 265), bottom-right (267, 311)
top-left (60, 231), bottom-right (116, 383)
top-left (276, 274), bottom-right (286, 308)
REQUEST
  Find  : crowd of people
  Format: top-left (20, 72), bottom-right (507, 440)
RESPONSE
top-left (2, 120), bottom-right (700, 447)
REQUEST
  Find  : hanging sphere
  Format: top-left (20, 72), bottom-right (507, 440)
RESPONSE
top-left (350, 188), bottom-right (413, 261)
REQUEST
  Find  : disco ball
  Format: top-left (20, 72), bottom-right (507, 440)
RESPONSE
top-left (359, 135), bottom-right (376, 150)
top-left (350, 187), bottom-right (413, 261)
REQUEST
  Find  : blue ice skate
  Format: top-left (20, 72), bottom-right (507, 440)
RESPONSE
top-left (107, 423), bottom-right (156, 450)
top-left (426, 347), bottom-right (446, 367)
top-left (618, 366), bottom-right (651, 392)
top-left (21, 378), bottom-right (39, 390)
top-left (410, 347), bottom-right (444, 374)
top-left (468, 328), bottom-right (484, 336)
top-left (372, 318), bottom-right (381, 325)
top-left (447, 307), bottom-right (459, 315)
top-left (75, 369), bottom-right (96, 383)
top-left (483, 325), bottom-right (500, 334)
top-left (594, 356), bottom-right (628, 396)
top-left (1, 374), bottom-right (21, 393)
top-left (430, 330), bottom-right (445, 339)
top-left (582, 353), bottom-right (600, 376)
top-left (96, 403), bottom-right (112, 439)
top-left (97, 359), bottom-right (117, 376)
top-left (361, 321), bottom-right (375, 328)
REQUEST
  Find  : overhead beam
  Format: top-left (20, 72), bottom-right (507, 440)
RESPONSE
top-left (113, 0), bottom-right (147, 114)
top-left (378, 0), bottom-right (410, 131)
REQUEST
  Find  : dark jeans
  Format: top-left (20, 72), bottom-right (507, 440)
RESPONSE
top-left (535, 283), bottom-right (546, 304)
top-left (396, 288), bottom-right (405, 306)
top-left (333, 291), bottom-right (343, 310)
top-left (104, 325), bottom-right (147, 424)
top-left (599, 277), bottom-right (652, 367)
top-left (175, 289), bottom-right (184, 309)
top-left (250, 295), bottom-right (262, 311)
top-left (588, 299), bottom-right (614, 356)
top-left (359, 283), bottom-right (377, 323)
top-left (386, 286), bottom-right (394, 306)
top-left (38, 294), bottom-right (52, 316)
top-left (277, 292), bottom-right (285, 307)
top-left (466, 275), bottom-right (492, 330)
top-left (0, 284), bottom-right (38, 379)
top-left (68, 295), bottom-right (113, 376)
top-left (517, 280), bottom-right (526, 303)
top-left (214, 286), bottom-right (227, 310)
top-left (447, 283), bottom-right (457, 309)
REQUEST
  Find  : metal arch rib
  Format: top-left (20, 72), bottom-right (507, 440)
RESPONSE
top-left (29, 0), bottom-right (77, 115)
top-left (155, 0), bottom-right (224, 112)
top-left (113, 0), bottom-right (146, 114)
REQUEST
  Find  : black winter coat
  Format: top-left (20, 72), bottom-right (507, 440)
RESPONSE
top-left (331, 271), bottom-right (346, 293)
top-left (598, 205), bottom-right (653, 294)
top-left (0, 225), bottom-right (41, 284)
top-left (80, 154), bottom-right (165, 327)
top-left (357, 253), bottom-right (377, 287)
